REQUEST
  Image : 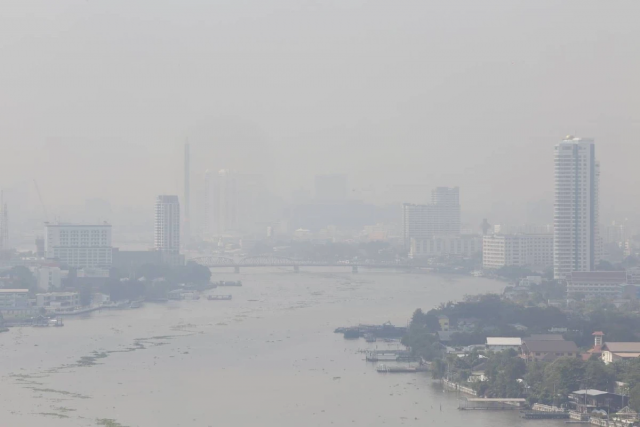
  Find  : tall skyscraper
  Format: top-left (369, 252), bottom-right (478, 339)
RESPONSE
top-left (402, 186), bottom-right (461, 248)
top-left (553, 136), bottom-right (600, 280)
top-left (154, 195), bottom-right (181, 264)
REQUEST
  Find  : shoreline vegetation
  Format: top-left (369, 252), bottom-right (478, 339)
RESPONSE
top-left (401, 292), bottom-right (640, 411)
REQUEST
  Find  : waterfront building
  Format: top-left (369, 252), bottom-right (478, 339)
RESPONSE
top-left (0, 289), bottom-right (38, 319)
top-left (482, 233), bottom-right (553, 269)
top-left (154, 195), bottom-right (181, 265)
top-left (554, 136), bottom-right (600, 280)
top-left (44, 222), bottom-right (112, 268)
top-left (0, 289), bottom-right (30, 309)
top-left (569, 390), bottom-right (627, 413)
top-left (410, 235), bottom-right (481, 258)
top-left (36, 292), bottom-right (80, 310)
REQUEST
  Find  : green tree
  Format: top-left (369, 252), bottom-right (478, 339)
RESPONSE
top-left (630, 384), bottom-right (640, 412)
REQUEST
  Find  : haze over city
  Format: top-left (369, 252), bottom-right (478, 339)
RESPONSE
top-left (1, 2), bottom-right (640, 427)
top-left (1, 0), bottom-right (639, 240)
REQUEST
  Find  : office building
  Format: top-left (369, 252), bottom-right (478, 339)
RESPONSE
top-left (154, 195), bottom-right (181, 265)
top-left (36, 292), bottom-right (80, 310)
top-left (483, 234), bottom-right (554, 269)
top-left (315, 174), bottom-right (347, 202)
top-left (402, 186), bottom-right (461, 247)
top-left (45, 222), bottom-right (112, 268)
top-left (554, 137), bottom-right (600, 280)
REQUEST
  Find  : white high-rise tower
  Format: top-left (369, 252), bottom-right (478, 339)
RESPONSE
top-left (553, 136), bottom-right (600, 280)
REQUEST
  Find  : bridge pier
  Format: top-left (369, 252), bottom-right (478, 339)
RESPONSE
top-left (234, 266), bottom-right (240, 274)
top-left (293, 265), bottom-right (300, 273)
top-left (352, 265), bottom-right (358, 274)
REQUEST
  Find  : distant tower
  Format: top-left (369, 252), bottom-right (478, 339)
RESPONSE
top-left (0, 191), bottom-right (8, 250)
top-left (155, 195), bottom-right (181, 265)
top-left (481, 219), bottom-right (491, 235)
top-left (183, 141), bottom-right (191, 247)
top-left (554, 136), bottom-right (599, 280)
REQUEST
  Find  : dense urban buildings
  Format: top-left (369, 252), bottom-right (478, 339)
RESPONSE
top-left (553, 137), bottom-right (600, 280)
top-left (402, 186), bottom-right (461, 248)
top-left (482, 233), bottom-right (553, 269)
top-left (154, 195), bottom-right (181, 265)
top-left (44, 222), bottom-right (113, 268)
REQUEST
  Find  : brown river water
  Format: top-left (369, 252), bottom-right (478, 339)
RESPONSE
top-left (0, 268), bottom-right (566, 427)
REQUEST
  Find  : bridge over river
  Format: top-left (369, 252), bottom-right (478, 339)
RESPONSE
top-left (190, 255), bottom-right (417, 273)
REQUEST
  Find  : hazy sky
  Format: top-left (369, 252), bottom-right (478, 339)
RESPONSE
top-left (1, 0), bottom-right (639, 223)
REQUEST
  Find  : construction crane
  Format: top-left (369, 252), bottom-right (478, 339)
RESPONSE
top-left (33, 179), bottom-right (49, 222)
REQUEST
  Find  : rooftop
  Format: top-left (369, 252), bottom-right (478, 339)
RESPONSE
top-left (570, 271), bottom-right (627, 283)
top-left (571, 389), bottom-right (609, 397)
top-left (486, 337), bottom-right (522, 346)
top-left (523, 339), bottom-right (579, 353)
top-left (529, 334), bottom-right (564, 341)
top-left (0, 289), bottom-right (29, 293)
top-left (602, 342), bottom-right (640, 353)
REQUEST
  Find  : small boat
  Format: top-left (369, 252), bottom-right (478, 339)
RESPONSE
top-left (364, 333), bottom-right (376, 343)
top-left (208, 295), bottom-right (232, 301)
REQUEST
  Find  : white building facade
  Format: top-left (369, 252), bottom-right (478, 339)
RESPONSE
top-left (45, 223), bottom-right (112, 268)
top-left (483, 234), bottom-right (553, 269)
top-left (554, 137), bottom-right (600, 280)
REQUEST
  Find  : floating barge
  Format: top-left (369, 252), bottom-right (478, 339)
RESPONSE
top-left (216, 281), bottom-right (242, 287)
top-left (458, 398), bottom-right (526, 411)
top-left (208, 295), bottom-right (232, 300)
top-left (376, 363), bottom-right (427, 373)
top-left (522, 411), bottom-right (570, 419)
top-left (335, 322), bottom-right (407, 339)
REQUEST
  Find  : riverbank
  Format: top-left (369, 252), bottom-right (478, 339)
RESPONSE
top-left (0, 269), bottom-right (510, 426)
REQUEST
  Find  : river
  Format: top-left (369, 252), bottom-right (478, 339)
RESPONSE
top-left (0, 269), bottom-right (565, 426)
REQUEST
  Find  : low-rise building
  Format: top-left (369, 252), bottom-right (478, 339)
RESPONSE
top-left (601, 342), bottom-right (640, 364)
top-left (0, 289), bottom-right (39, 319)
top-left (569, 389), bottom-right (627, 414)
top-left (0, 289), bottom-right (30, 308)
top-left (567, 271), bottom-right (627, 298)
top-left (486, 337), bottom-right (522, 352)
top-left (521, 339), bottom-right (580, 362)
top-left (36, 292), bottom-right (80, 311)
